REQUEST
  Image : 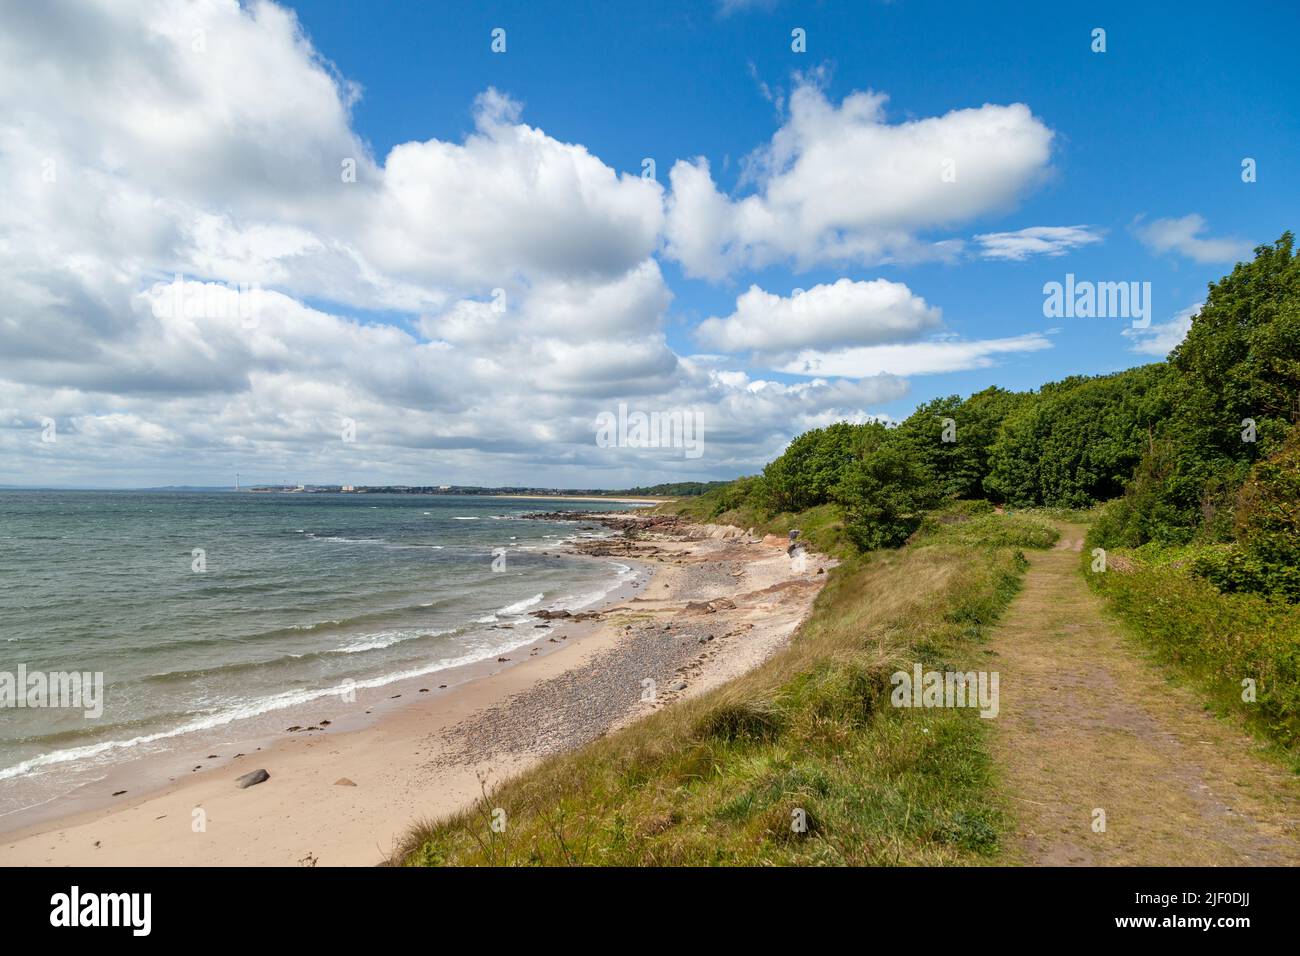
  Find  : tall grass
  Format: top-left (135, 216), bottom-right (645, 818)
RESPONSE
top-left (395, 511), bottom-right (1042, 866)
top-left (1084, 532), bottom-right (1300, 760)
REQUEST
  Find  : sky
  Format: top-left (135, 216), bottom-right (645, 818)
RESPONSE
top-left (1, 0), bottom-right (1296, 489)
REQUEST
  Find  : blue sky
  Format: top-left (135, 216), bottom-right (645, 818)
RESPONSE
top-left (1, 0), bottom-right (1296, 487)
top-left (296, 0), bottom-right (1296, 404)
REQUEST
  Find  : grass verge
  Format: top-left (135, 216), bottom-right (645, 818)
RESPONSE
top-left (394, 509), bottom-right (1047, 866)
top-left (1083, 529), bottom-right (1300, 762)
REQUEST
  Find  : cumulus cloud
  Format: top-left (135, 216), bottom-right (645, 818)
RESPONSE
top-left (362, 89), bottom-right (663, 290)
top-left (973, 225), bottom-right (1103, 260)
top-left (0, 2), bottom-right (991, 487)
top-left (664, 80), bottom-right (1055, 278)
top-left (1135, 215), bottom-right (1252, 264)
top-left (696, 279), bottom-right (941, 357)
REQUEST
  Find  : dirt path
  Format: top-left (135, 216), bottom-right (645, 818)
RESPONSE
top-left (987, 522), bottom-right (1300, 865)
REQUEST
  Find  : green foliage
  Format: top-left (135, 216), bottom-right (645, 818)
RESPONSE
top-left (1085, 537), bottom-right (1300, 753)
top-left (835, 440), bottom-right (942, 550)
top-left (703, 474), bottom-right (765, 517)
top-left (761, 421), bottom-right (886, 513)
top-left (1186, 545), bottom-right (1297, 599)
top-left (983, 365), bottom-right (1166, 507)
top-left (1096, 234), bottom-right (1300, 546)
top-left (1196, 426), bottom-right (1300, 600)
top-left (893, 387), bottom-right (1029, 500)
top-left (1087, 440), bottom-right (1203, 546)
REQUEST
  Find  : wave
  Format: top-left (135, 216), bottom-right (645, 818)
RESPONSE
top-left (122, 598), bottom-right (458, 659)
top-left (495, 592), bottom-right (545, 616)
top-left (335, 627), bottom-right (452, 654)
top-left (288, 619), bottom-right (342, 632)
top-left (141, 626), bottom-right (459, 682)
top-left (0, 630), bottom-right (553, 783)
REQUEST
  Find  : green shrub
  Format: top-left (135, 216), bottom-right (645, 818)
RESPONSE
top-left (1087, 548), bottom-right (1300, 752)
top-left (836, 441), bottom-right (941, 550)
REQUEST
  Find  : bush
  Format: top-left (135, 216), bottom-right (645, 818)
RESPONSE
top-left (1087, 550), bottom-right (1300, 751)
top-left (836, 441), bottom-right (941, 551)
top-left (709, 475), bottom-right (765, 517)
top-left (1188, 545), bottom-right (1283, 596)
top-left (762, 422), bottom-right (884, 513)
top-left (1206, 427), bottom-right (1300, 600)
top-left (982, 365), bottom-right (1165, 507)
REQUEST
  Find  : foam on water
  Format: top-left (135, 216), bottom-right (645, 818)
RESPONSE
top-left (0, 491), bottom-right (644, 810)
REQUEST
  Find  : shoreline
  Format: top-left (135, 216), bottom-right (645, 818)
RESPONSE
top-left (0, 513), bottom-right (832, 866)
top-left (0, 538), bottom-right (650, 841)
top-left (485, 494), bottom-right (666, 504)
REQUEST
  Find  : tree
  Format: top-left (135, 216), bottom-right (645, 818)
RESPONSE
top-left (835, 440), bottom-right (941, 551)
top-left (894, 387), bottom-right (1029, 500)
top-left (762, 421), bottom-right (886, 512)
top-left (983, 367), bottom-right (1165, 507)
top-left (1103, 233), bottom-right (1300, 545)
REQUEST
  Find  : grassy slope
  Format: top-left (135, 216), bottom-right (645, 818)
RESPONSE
top-left (397, 507), bottom-right (1059, 866)
top-left (660, 494), bottom-right (856, 559)
top-left (1082, 530), bottom-right (1300, 763)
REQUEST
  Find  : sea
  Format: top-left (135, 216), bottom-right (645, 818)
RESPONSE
top-left (0, 490), bottom-right (646, 826)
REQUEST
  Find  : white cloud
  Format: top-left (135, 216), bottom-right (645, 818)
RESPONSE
top-left (0, 2), bottom-right (1005, 487)
top-left (973, 225), bottom-right (1103, 260)
top-left (0, 1), bottom-right (665, 347)
top-left (1123, 302), bottom-right (1199, 357)
top-left (1135, 215), bottom-right (1252, 264)
top-left (697, 278), bottom-right (941, 356)
top-left (362, 89), bottom-right (663, 290)
top-left (776, 333), bottom-right (1054, 377)
top-left (664, 80), bottom-right (1055, 278)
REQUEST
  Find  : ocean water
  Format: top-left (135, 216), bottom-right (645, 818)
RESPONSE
top-left (0, 490), bottom-right (642, 820)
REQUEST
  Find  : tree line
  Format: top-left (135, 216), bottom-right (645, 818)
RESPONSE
top-left (707, 233), bottom-right (1300, 600)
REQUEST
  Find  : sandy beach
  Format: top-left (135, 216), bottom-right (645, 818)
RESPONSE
top-left (0, 513), bottom-right (831, 866)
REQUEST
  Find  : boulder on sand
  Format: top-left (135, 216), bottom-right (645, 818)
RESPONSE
top-left (235, 769), bottom-right (269, 789)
